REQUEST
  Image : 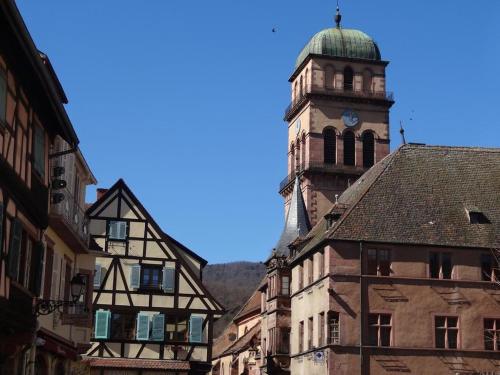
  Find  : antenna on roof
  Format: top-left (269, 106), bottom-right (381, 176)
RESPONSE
top-left (399, 121), bottom-right (407, 145)
top-left (335, 0), bottom-right (342, 28)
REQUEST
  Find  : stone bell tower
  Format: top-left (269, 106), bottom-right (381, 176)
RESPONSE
top-left (279, 7), bottom-right (394, 226)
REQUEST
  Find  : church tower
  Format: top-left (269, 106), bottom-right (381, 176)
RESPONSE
top-left (280, 7), bottom-right (394, 226)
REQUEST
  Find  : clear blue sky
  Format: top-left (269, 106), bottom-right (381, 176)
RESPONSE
top-left (16, 0), bottom-right (500, 264)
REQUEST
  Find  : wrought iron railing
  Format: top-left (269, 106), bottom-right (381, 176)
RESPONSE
top-left (50, 186), bottom-right (89, 244)
top-left (284, 84), bottom-right (394, 119)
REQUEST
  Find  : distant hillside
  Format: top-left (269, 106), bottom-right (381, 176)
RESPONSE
top-left (204, 261), bottom-right (266, 337)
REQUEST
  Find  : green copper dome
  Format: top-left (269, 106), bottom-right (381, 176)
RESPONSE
top-left (295, 28), bottom-right (381, 69)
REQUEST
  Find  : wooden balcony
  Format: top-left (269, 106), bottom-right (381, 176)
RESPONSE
top-left (49, 187), bottom-right (89, 253)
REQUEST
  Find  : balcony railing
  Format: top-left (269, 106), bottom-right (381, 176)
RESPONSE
top-left (279, 162), bottom-right (367, 192)
top-left (50, 186), bottom-right (89, 250)
top-left (284, 83), bottom-right (394, 120)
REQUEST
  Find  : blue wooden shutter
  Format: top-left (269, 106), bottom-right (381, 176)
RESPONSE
top-left (108, 221), bottom-right (118, 239)
top-left (136, 312), bottom-right (150, 341)
top-left (130, 264), bottom-right (141, 289)
top-left (189, 315), bottom-right (203, 343)
top-left (151, 314), bottom-right (165, 341)
top-left (94, 310), bottom-right (111, 339)
top-left (118, 221), bottom-right (127, 240)
top-left (162, 267), bottom-right (175, 293)
top-left (0, 202), bottom-right (4, 253)
top-left (109, 221), bottom-right (127, 240)
top-left (93, 264), bottom-right (102, 288)
top-left (7, 219), bottom-right (22, 279)
top-left (33, 242), bottom-right (45, 296)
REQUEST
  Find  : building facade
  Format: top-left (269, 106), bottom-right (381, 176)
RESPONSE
top-left (211, 289), bottom-right (262, 375)
top-left (0, 1), bottom-right (89, 374)
top-left (84, 180), bottom-right (224, 375)
top-left (289, 145), bottom-right (500, 375)
top-left (35, 137), bottom-right (97, 375)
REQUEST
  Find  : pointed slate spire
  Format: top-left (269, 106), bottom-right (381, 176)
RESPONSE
top-left (272, 175), bottom-right (311, 257)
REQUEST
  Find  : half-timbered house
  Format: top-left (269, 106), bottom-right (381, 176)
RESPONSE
top-left (0, 1), bottom-right (81, 373)
top-left (84, 179), bottom-right (224, 375)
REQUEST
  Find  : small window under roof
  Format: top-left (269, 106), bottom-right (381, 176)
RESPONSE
top-left (468, 211), bottom-right (491, 224)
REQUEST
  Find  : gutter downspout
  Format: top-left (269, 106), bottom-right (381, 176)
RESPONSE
top-left (359, 241), bottom-right (365, 375)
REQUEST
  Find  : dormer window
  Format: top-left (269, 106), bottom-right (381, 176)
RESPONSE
top-left (108, 220), bottom-right (127, 240)
top-left (468, 211), bottom-right (491, 224)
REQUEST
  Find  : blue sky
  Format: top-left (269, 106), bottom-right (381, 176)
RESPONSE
top-left (16, 0), bottom-right (500, 264)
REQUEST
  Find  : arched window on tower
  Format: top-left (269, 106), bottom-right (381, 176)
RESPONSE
top-left (344, 66), bottom-right (353, 91)
top-left (363, 69), bottom-right (373, 93)
top-left (362, 132), bottom-right (375, 168)
top-left (343, 130), bottom-right (355, 166)
top-left (290, 143), bottom-right (295, 174)
top-left (299, 76), bottom-right (304, 98)
top-left (323, 128), bottom-right (336, 164)
top-left (325, 65), bottom-right (335, 89)
top-left (295, 141), bottom-right (300, 172)
top-left (301, 133), bottom-right (306, 170)
top-left (293, 82), bottom-right (298, 103)
top-left (305, 68), bottom-right (309, 92)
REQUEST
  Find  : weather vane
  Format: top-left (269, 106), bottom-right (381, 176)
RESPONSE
top-left (335, 0), bottom-right (342, 28)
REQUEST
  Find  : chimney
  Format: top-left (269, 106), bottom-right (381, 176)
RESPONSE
top-left (96, 188), bottom-right (108, 201)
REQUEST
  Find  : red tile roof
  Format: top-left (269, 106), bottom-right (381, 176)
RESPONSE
top-left (84, 357), bottom-right (190, 370)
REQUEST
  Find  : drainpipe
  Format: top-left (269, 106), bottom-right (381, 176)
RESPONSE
top-left (359, 241), bottom-right (364, 375)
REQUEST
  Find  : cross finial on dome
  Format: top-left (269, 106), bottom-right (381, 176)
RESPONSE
top-left (335, 1), bottom-right (342, 28)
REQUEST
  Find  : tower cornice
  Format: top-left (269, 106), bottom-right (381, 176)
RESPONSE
top-left (289, 53), bottom-right (390, 83)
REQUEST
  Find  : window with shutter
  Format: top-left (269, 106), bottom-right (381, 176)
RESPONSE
top-left (94, 264), bottom-right (102, 288)
top-left (130, 264), bottom-right (141, 289)
top-left (189, 315), bottom-right (204, 343)
top-left (136, 312), bottom-right (150, 341)
top-left (32, 125), bottom-right (45, 178)
top-left (162, 267), bottom-right (175, 293)
top-left (0, 73), bottom-right (6, 122)
top-left (32, 242), bottom-right (45, 296)
top-left (108, 221), bottom-right (127, 240)
top-left (94, 310), bottom-right (111, 339)
top-left (50, 253), bottom-right (61, 300)
top-left (43, 247), bottom-right (53, 300)
top-left (7, 219), bottom-right (22, 280)
top-left (151, 314), bottom-right (165, 341)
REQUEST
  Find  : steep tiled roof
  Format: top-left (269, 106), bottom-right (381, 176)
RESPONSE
top-left (221, 321), bottom-right (261, 357)
top-left (212, 322), bottom-right (238, 359)
top-left (293, 145), bottom-right (500, 261)
top-left (84, 358), bottom-right (190, 370)
top-left (233, 287), bottom-right (261, 323)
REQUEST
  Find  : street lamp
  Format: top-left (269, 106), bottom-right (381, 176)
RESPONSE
top-left (34, 273), bottom-right (86, 316)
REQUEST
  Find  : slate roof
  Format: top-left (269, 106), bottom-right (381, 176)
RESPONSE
top-left (293, 145), bottom-right (500, 262)
top-left (271, 176), bottom-right (311, 259)
top-left (233, 287), bottom-right (261, 323)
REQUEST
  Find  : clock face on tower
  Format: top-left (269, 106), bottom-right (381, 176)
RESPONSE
top-left (342, 109), bottom-right (360, 128)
